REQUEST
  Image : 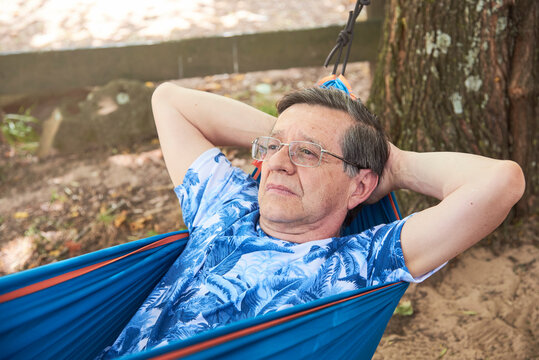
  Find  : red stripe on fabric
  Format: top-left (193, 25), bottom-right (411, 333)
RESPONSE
top-left (388, 195), bottom-right (401, 220)
top-left (336, 74), bottom-right (352, 91)
top-left (0, 232), bottom-right (189, 303)
top-left (150, 282), bottom-right (403, 360)
top-left (316, 74), bottom-right (357, 99)
top-left (251, 160), bottom-right (262, 180)
top-left (316, 74), bottom-right (338, 86)
top-left (337, 74), bottom-right (357, 100)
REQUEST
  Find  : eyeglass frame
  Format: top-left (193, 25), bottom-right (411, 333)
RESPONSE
top-left (251, 136), bottom-right (365, 169)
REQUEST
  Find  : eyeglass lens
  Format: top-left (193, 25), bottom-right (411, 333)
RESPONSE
top-left (252, 137), bottom-right (322, 167)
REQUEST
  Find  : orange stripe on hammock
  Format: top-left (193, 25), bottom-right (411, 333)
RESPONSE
top-left (251, 160), bottom-right (262, 180)
top-left (316, 74), bottom-right (357, 100)
top-left (0, 232), bottom-right (189, 303)
top-left (388, 194), bottom-right (401, 220)
top-left (150, 281), bottom-right (403, 360)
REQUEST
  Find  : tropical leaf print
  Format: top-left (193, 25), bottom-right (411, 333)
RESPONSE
top-left (205, 274), bottom-right (238, 303)
top-left (205, 238), bottom-right (242, 269)
top-left (101, 148), bottom-right (419, 358)
top-left (258, 278), bottom-right (303, 314)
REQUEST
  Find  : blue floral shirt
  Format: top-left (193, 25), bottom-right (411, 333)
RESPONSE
top-left (102, 148), bottom-right (433, 357)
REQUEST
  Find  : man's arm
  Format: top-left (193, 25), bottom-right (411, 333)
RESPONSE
top-left (369, 144), bottom-right (525, 278)
top-left (151, 82), bottom-right (276, 187)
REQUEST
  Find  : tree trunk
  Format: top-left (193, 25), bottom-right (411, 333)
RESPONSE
top-left (368, 0), bottom-right (537, 218)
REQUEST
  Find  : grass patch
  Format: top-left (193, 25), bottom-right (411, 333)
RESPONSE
top-left (1, 107), bottom-right (39, 154)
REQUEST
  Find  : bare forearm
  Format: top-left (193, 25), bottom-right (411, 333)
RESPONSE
top-left (384, 145), bottom-right (525, 277)
top-left (152, 82), bottom-right (276, 186)
top-left (392, 149), bottom-right (524, 201)
top-left (153, 82), bottom-right (275, 148)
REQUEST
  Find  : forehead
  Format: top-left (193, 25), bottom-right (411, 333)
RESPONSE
top-left (272, 103), bottom-right (354, 147)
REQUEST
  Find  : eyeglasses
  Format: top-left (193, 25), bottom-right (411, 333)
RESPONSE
top-left (251, 136), bottom-right (364, 169)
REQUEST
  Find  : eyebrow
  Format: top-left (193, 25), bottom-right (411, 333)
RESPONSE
top-left (302, 135), bottom-right (325, 148)
top-left (269, 130), bottom-right (327, 148)
top-left (269, 129), bottom-right (283, 138)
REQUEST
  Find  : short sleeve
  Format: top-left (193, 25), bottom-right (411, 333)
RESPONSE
top-left (364, 215), bottom-right (444, 285)
top-left (174, 148), bottom-right (259, 231)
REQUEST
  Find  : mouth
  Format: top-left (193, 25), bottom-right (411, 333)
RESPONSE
top-left (265, 184), bottom-right (297, 196)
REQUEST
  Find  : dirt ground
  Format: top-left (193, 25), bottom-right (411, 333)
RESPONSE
top-left (1, 1), bottom-right (538, 359)
top-left (1, 69), bottom-right (537, 360)
top-left (0, 0), bottom-right (357, 53)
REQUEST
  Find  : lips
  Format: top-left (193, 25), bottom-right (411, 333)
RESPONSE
top-left (265, 183), bottom-right (298, 196)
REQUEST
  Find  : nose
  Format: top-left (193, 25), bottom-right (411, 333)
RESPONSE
top-left (266, 143), bottom-right (295, 174)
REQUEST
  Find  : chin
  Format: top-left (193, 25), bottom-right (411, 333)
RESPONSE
top-left (259, 203), bottom-right (300, 224)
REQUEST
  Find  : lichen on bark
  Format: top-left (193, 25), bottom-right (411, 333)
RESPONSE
top-left (368, 0), bottom-right (537, 216)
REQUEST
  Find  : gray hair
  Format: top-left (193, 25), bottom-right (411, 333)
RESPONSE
top-left (276, 87), bottom-right (389, 178)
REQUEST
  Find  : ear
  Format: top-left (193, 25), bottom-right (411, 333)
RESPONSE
top-left (347, 170), bottom-right (379, 210)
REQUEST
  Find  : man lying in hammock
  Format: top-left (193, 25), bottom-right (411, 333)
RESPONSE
top-left (101, 83), bottom-right (525, 357)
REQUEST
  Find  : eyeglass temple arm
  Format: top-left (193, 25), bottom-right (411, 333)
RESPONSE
top-left (323, 150), bottom-right (365, 169)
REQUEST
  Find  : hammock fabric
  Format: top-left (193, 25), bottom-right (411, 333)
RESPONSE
top-left (0, 77), bottom-right (407, 360)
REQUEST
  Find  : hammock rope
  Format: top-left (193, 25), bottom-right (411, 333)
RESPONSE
top-left (324, 0), bottom-right (371, 75)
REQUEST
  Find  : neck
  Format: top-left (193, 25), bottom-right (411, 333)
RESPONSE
top-left (259, 216), bottom-right (342, 243)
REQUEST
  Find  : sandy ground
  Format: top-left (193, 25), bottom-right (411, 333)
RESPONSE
top-left (0, 1), bottom-right (538, 359)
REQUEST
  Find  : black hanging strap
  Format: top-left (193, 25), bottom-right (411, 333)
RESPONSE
top-left (324, 0), bottom-right (371, 76)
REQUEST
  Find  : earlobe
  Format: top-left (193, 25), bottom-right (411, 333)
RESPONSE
top-left (347, 170), bottom-right (379, 210)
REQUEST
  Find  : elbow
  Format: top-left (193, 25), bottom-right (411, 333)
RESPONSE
top-left (151, 82), bottom-right (176, 106)
top-left (151, 82), bottom-right (184, 124)
top-left (498, 160), bottom-right (526, 207)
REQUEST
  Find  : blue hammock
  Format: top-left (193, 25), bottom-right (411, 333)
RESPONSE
top-left (0, 197), bottom-right (406, 360)
top-left (0, 77), bottom-right (408, 359)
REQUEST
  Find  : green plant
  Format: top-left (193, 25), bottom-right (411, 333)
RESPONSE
top-left (24, 224), bottom-right (41, 237)
top-left (393, 300), bottom-right (413, 316)
top-left (253, 96), bottom-right (278, 117)
top-left (50, 189), bottom-right (68, 203)
top-left (97, 212), bottom-right (114, 224)
top-left (145, 229), bottom-right (160, 237)
top-left (1, 108), bottom-right (39, 144)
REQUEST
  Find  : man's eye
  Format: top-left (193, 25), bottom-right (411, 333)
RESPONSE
top-left (299, 147), bottom-right (316, 157)
top-left (268, 144), bottom-right (279, 151)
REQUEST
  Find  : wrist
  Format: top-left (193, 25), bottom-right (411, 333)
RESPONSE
top-left (384, 143), bottom-right (404, 191)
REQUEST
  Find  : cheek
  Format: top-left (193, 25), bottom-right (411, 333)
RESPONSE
top-left (300, 172), bottom-right (329, 203)
top-left (257, 168), bottom-right (269, 200)
top-left (303, 171), bottom-right (349, 206)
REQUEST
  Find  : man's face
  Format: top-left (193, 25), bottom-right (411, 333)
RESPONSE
top-left (258, 103), bottom-right (357, 239)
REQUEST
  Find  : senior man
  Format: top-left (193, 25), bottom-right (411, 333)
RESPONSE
top-left (101, 83), bottom-right (524, 357)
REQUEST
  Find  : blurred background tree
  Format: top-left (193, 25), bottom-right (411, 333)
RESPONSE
top-left (368, 0), bottom-right (537, 219)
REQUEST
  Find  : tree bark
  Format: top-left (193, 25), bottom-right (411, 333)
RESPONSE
top-left (368, 0), bottom-right (537, 217)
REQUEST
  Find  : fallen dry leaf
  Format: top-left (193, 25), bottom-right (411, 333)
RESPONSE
top-left (64, 241), bottom-right (82, 255)
top-left (13, 211), bottom-right (29, 219)
top-left (129, 214), bottom-right (153, 231)
top-left (114, 210), bottom-right (128, 228)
